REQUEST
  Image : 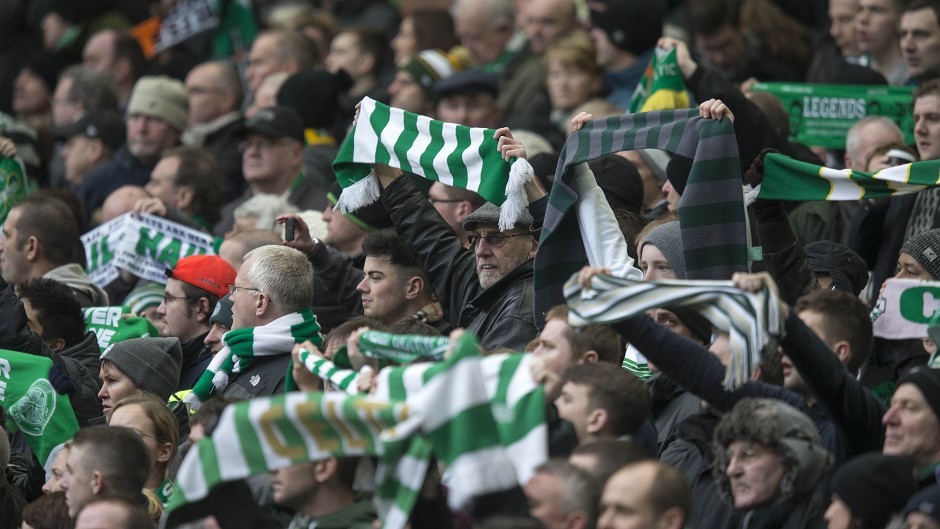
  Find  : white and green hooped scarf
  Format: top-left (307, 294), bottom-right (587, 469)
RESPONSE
top-left (185, 308), bottom-right (321, 408)
top-left (332, 97), bottom-right (535, 231)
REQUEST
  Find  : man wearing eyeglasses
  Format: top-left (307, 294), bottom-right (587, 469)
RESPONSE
top-left (158, 255), bottom-right (236, 390)
top-left (215, 105), bottom-right (323, 236)
top-left (376, 163), bottom-right (539, 351)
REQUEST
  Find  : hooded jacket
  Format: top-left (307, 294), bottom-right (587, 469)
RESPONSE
top-left (714, 399), bottom-right (833, 529)
top-left (45, 263), bottom-right (109, 307)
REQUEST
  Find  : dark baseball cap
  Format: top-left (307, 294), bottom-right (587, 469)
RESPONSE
top-left (435, 69), bottom-right (500, 100)
top-left (53, 111), bottom-right (126, 151)
top-left (244, 106), bottom-right (305, 143)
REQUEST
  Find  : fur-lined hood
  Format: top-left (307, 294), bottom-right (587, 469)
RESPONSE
top-left (713, 398), bottom-right (832, 506)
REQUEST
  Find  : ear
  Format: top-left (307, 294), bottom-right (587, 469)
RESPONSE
top-left (112, 57), bottom-right (131, 82)
top-left (527, 237), bottom-right (538, 259)
top-left (156, 441), bottom-right (173, 464)
top-left (313, 458), bottom-right (338, 483)
top-left (175, 186), bottom-right (194, 210)
top-left (750, 365), bottom-right (763, 381)
top-left (404, 275), bottom-right (424, 301)
top-left (833, 341), bottom-right (851, 366)
top-left (91, 470), bottom-right (105, 495)
top-left (25, 236), bottom-right (40, 261)
top-left (88, 138), bottom-right (105, 162)
top-left (564, 509), bottom-right (588, 529)
top-left (657, 507), bottom-right (685, 529)
top-left (49, 337), bottom-right (66, 353)
top-left (580, 349), bottom-right (598, 364)
top-left (358, 53), bottom-right (376, 76)
top-left (256, 291), bottom-right (270, 317)
top-left (585, 408), bottom-right (607, 435)
top-left (455, 201), bottom-right (473, 224)
top-left (195, 297), bottom-right (212, 323)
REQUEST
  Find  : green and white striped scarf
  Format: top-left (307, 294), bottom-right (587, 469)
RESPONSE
top-left (167, 332), bottom-right (546, 529)
top-left (757, 152), bottom-right (940, 201)
top-left (332, 97), bottom-right (535, 230)
top-left (535, 109), bottom-right (747, 323)
top-left (297, 348), bottom-right (362, 393)
top-left (185, 308), bottom-right (322, 408)
top-left (564, 272), bottom-right (783, 389)
top-left (167, 391), bottom-right (411, 525)
top-left (372, 335), bottom-right (547, 514)
top-left (358, 330), bottom-right (448, 363)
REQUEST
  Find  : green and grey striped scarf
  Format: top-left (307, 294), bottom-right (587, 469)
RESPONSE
top-left (564, 272), bottom-right (783, 389)
top-left (534, 109), bottom-right (747, 323)
top-left (332, 97), bottom-right (534, 230)
top-left (757, 153), bottom-right (940, 201)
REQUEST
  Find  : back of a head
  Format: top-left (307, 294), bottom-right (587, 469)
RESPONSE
top-left (161, 146), bottom-right (223, 225)
top-left (244, 245), bottom-right (314, 314)
top-left (22, 491), bottom-right (71, 529)
top-left (267, 29), bottom-right (319, 72)
top-left (72, 426), bottom-right (150, 498)
top-left (570, 439), bottom-right (651, 485)
top-left (18, 277), bottom-right (86, 348)
top-left (76, 494), bottom-right (154, 529)
top-left (61, 64), bottom-right (119, 113)
top-left (13, 196), bottom-right (79, 267)
top-left (561, 363), bottom-right (651, 437)
top-left (222, 230), bottom-right (282, 268)
top-left (793, 289), bottom-right (873, 373)
top-left (644, 461), bottom-right (692, 522)
top-left (545, 305), bottom-right (624, 365)
top-left (588, 0), bottom-right (664, 56)
top-left (534, 459), bottom-right (600, 528)
top-left (685, 0), bottom-right (740, 37)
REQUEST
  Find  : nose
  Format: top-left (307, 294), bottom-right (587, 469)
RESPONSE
top-left (322, 208), bottom-right (332, 222)
top-left (356, 275), bottom-right (369, 293)
top-left (156, 300), bottom-right (167, 316)
top-left (882, 404), bottom-right (900, 426)
top-left (643, 268), bottom-right (655, 281)
top-left (97, 385), bottom-right (107, 400)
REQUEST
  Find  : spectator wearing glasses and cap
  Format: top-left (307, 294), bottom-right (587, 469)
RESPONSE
top-left (156, 255), bottom-right (236, 391)
top-left (216, 106), bottom-right (322, 236)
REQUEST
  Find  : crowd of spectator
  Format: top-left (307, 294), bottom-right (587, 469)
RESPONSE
top-left (1, 0), bottom-right (940, 528)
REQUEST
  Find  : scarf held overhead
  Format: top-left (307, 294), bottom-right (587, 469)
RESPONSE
top-left (757, 152), bottom-right (940, 201)
top-left (534, 109), bottom-right (747, 323)
top-left (563, 272), bottom-right (783, 389)
top-left (168, 332), bottom-right (547, 529)
top-left (185, 308), bottom-right (322, 408)
top-left (332, 97), bottom-right (534, 230)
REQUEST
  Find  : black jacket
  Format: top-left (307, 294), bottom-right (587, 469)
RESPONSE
top-left (221, 354), bottom-right (292, 400)
top-left (178, 333), bottom-right (212, 391)
top-left (0, 278), bottom-right (102, 426)
top-left (382, 176), bottom-right (538, 351)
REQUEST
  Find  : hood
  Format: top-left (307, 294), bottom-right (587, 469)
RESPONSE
top-left (45, 264), bottom-right (109, 306)
top-left (713, 398), bottom-right (832, 507)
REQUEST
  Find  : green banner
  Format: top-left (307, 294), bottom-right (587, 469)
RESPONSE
top-left (0, 349), bottom-right (79, 465)
top-left (83, 306), bottom-right (160, 352)
top-left (750, 82), bottom-right (915, 149)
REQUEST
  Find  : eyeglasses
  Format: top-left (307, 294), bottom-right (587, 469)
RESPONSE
top-left (429, 197), bottom-right (463, 204)
top-left (187, 86), bottom-right (222, 96)
top-left (467, 232), bottom-right (531, 248)
top-left (228, 284), bottom-right (262, 296)
top-left (163, 293), bottom-right (196, 304)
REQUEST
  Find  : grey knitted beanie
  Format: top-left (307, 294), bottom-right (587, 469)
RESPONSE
top-left (101, 337), bottom-right (182, 401)
top-left (639, 221), bottom-right (686, 279)
top-left (900, 228), bottom-right (940, 279)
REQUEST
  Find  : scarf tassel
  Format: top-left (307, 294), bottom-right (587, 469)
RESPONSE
top-left (335, 171), bottom-right (382, 214)
top-left (500, 158), bottom-right (534, 231)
